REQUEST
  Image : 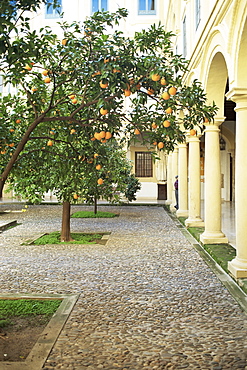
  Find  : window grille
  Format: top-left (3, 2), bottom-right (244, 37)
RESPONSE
top-left (135, 152), bottom-right (153, 177)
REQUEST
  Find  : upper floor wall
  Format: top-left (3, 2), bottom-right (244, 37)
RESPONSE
top-left (26, 0), bottom-right (167, 38)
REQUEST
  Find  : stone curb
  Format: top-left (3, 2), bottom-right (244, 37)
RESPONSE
top-left (166, 209), bottom-right (247, 315)
top-left (0, 293), bottom-right (79, 370)
top-left (0, 220), bottom-right (17, 233)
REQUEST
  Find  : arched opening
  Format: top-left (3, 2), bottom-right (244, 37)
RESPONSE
top-left (223, 79), bottom-right (236, 202)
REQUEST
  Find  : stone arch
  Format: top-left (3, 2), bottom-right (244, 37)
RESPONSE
top-left (204, 50), bottom-right (228, 117)
top-left (236, 17), bottom-right (247, 87)
top-left (228, 1), bottom-right (247, 86)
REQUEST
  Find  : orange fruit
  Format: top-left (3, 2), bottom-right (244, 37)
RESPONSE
top-left (50, 130), bottom-right (55, 135)
top-left (44, 77), bottom-right (51, 83)
top-left (70, 129), bottom-right (76, 134)
top-left (96, 164), bottom-right (102, 170)
top-left (162, 92), bottom-right (170, 100)
top-left (165, 107), bottom-right (173, 114)
top-left (113, 68), bottom-right (121, 73)
top-left (69, 94), bottom-right (75, 99)
top-left (91, 137), bottom-right (96, 141)
top-left (105, 132), bottom-right (112, 139)
top-left (47, 140), bottom-right (53, 146)
top-left (97, 178), bottom-right (104, 185)
top-left (101, 139), bottom-right (107, 143)
top-left (163, 120), bottom-right (171, 128)
top-left (24, 65), bottom-right (32, 71)
top-left (100, 108), bottom-right (108, 115)
top-left (94, 153), bottom-right (99, 158)
top-left (99, 131), bottom-right (106, 138)
top-left (92, 71), bottom-right (101, 77)
top-left (62, 39), bottom-right (67, 46)
top-left (104, 58), bottom-right (110, 63)
top-left (100, 81), bottom-right (108, 88)
top-left (9, 143), bottom-right (14, 147)
top-left (169, 87), bottom-right (177, 95)
top-left (157, 142), bottom-right (164, 149)
top-left (31, 87), bottom-right (38, 92)
top-left (124, 90), bottom-right (131, 97)
top-left (160, 78), bottom-right (167, 86)
top-left (94, 132), bottom-right (101, 140)
top-left (152, 141), bottom-right (157, 146)
top-left (152, 123), bottom-right (157, 129)
top-left (151, 74), bottom-right (160, 81)
top-left (9, 129), bottom-right (15, 132)
top-left (42, 70), bottom-right (49, 76)
top-left (71, 98), bottom-right (78, 104)
top-left (204, 117), bottom-right (209, 123)
top-left (73, 194), bottom-right (79, 200)
top-left (134, 129), bottom-right (140, 135)
top-left (190, 129), bottom-right (196, 136)
top-left (16, 119), bottom-right (21, 124)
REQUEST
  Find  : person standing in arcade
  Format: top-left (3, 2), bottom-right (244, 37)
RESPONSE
top-left (174, 175), bottom-right (179, 210)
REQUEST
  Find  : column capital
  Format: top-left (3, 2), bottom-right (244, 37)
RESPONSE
top-left (187, 134), bottom-right (201, 142)
top-left (178, 142), bottom-right (187, 149)
top-left (226, 88), bottom-right (247, 105)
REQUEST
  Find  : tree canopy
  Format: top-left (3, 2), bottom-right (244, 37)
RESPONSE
top-left (0, 8), bottom-right (218, 240)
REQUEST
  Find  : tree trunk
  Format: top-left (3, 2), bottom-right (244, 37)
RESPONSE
top-left (94, 195), bottom-right (98, 214)
top-left (0, 180), bottom-right (4, 199)
top-left (61, 201), bottom-right (73, 242)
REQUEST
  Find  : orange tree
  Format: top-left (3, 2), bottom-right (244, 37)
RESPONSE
top-left (0, 9), bottom-right (218, 239)
top-left (8, 137), bottom-right (140, 240)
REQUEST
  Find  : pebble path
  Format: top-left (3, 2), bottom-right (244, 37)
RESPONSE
top-left (0, 204), bottom-right (246, 370)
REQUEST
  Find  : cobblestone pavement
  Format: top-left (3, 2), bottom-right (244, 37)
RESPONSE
top-left (0, 204), bottom-right (247, 370)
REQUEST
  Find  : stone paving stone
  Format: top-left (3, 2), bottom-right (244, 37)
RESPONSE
top-left (0, 203), bottom-right (247, 369)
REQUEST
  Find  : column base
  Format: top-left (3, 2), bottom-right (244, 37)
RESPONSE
top-left (165, 200), bottom-right (172, 206)
top-left (176, 209), bottom-right (189, 218)
top-left (200, 231), bottom-right (228, 245)
top-left (228, 258), bottom-right (247, 278)
top-left (185, 217), bottom-right (204, 228)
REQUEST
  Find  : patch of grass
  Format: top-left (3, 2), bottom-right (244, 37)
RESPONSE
top-left (0, 299), bottom-right (61, 319)
top-left (33, 231), bottom-right (103, 245)
top-left (187, 226), bottom-right (204, 242)
top-left (178, 217), bottom-right (187, 226)
top-left (0, 319), bottom-right (11, 327)
top-left (71, 211), bottom-right (118, 218)
top-left (203, 244), bottom-right (236, 273)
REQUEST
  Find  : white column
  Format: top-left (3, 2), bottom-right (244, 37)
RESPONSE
top-left (185, 134), bottom-right (204, 227)
top-left (165, 153), bottom-right (172, 205)
top-left (200, 119), bottom-right (228, 244)
top-left (226, 88), bottom-right (247, 278)
top-left (170, 147), bottom-right (178, 210)
top-left (176, 142), bottom-right (188, 217)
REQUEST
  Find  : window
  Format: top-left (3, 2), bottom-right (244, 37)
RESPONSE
top-left (183, 16), bottom-right (187, 57)
top-left (92, 0), bottom-right (108, 13)
top-left (138, 0), bottom-right (156, 15)
top-left (135, 152), bottom-right (153, 177)
top-left (195, 0), bottom-right (201, 29)
top-left (45, 0), bottom-right (62, 19)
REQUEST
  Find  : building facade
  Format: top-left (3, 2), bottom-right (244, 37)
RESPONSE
top-left (164, 0), bottom-right (247, 278)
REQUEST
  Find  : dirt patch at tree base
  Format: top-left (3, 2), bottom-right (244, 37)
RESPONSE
top-left (0, 316), bottom-right (50, 362)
